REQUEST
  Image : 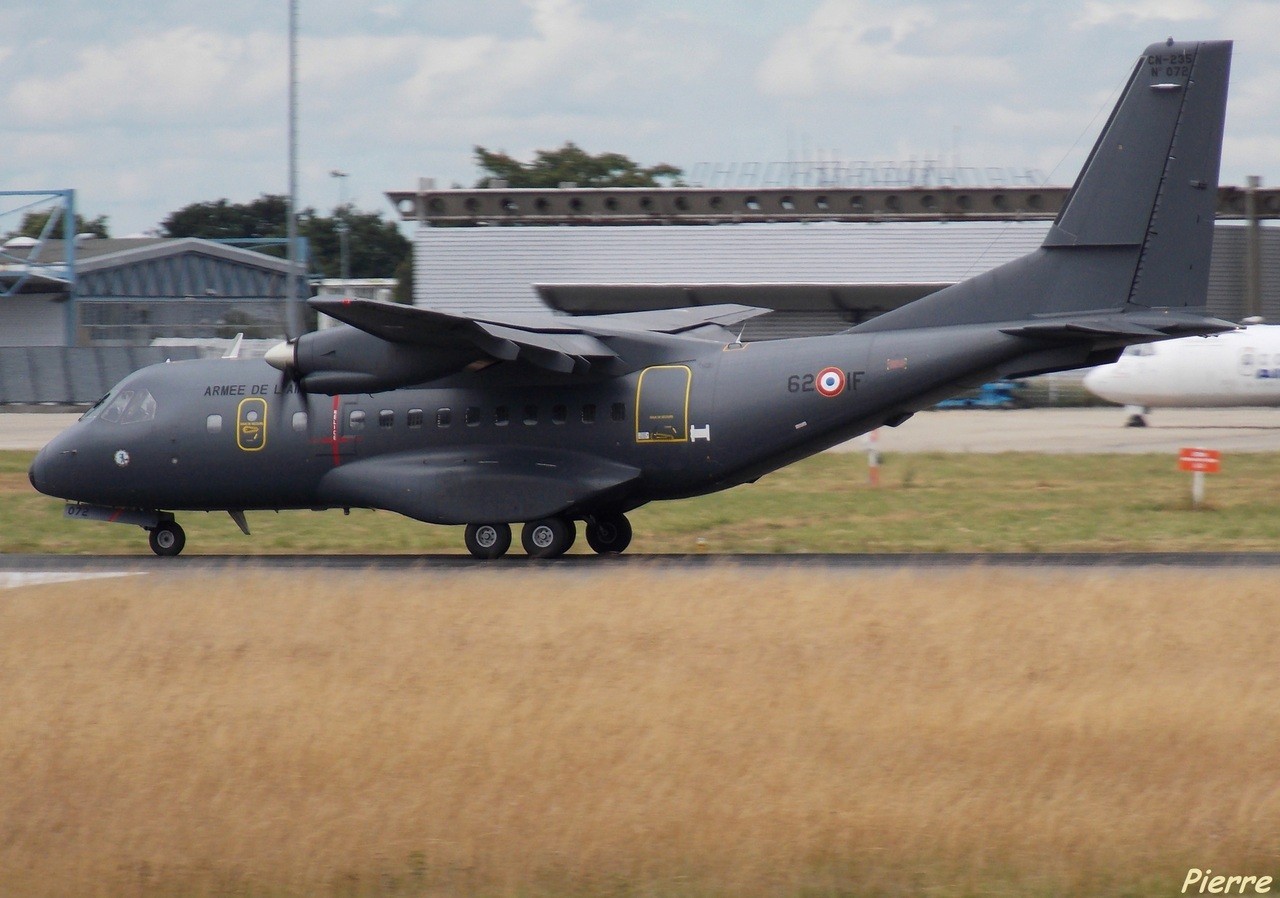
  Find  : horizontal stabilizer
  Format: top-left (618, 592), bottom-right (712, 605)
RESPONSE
top-left (1001, 311), bottom-right (1236, 342)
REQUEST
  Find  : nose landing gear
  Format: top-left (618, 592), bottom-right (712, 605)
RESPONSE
top-left (147, 520), bottom-right (186, 557)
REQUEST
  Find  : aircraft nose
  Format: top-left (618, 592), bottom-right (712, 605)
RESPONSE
top-left (28, 435), bottom-right (78, 499)
top-left (1082, 366), bottom-right (1110, 393)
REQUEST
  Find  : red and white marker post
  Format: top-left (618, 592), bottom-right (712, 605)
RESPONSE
top-left (1177, 447), bottom-right (1221, 508)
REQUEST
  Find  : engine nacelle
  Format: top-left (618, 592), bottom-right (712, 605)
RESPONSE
top-left (265, 325), bottom-right (483, 394)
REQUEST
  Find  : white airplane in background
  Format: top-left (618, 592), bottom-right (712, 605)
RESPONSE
top-left (1083, 320), bottom-right (1280, 426)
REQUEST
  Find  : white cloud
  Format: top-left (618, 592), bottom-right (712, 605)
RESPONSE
top-left (1078, 0), bottom-right (1217, 28)
top-left (1, 1), bottom-right (1268, 234)
top-left (394, 0), bottom-right (714, 116)
top-left (6, 26), bottom-right (284, 128)
top-left (756, 0), bottom-right (1014, 99)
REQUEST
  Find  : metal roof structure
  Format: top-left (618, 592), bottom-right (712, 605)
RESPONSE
top-left (3, 237), bottom-right (292, 295)
top-left (389, 184), bottom-right (1280, 226)
top-left (2, 237), bottom-right (294, 347)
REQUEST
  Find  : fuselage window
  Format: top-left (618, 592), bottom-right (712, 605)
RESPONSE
top-left (552, 404), bottom-right (567, 424)
top-left (437, 408), bottom-right (452, 427)
top-left (206, 414), bottom-right (223, 434)
top-left (349, 410), bottom-right (366, 431)
top-left (611, 402), bottom-right (625, 422)
top-left (292, 411), bottom-right (308, 432)
top-left (408, 408), bottom-right (424, 428)
top-left (524, 405), bottom-right (538, 425)
top-left (495, 405), bottom-right (509, 426)
top-left (379, 410), bottom-right (394, 428)
top-left (465, 406), bottom-right (481, 426)
top-left (582, 403), bottom-right (596, 424)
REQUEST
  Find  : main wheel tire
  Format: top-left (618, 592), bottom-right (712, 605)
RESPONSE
top-left (148, 521), bottom-right (186, 557)
top-left (521, 517), bottom-right (575, 559)
top-left (464, 522), bottom-right (511, 559)
top-left (586, 512), bottom-right (632, 555)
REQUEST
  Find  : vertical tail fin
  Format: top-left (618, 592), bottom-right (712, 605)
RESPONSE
top-left (858, 39), bottom-right (1232, 333)
top-left (1045, 39), bottom-right (1231, 309)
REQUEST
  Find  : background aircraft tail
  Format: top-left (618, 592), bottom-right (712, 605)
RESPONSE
top-left (857, 39), bottom-right (1233, 333)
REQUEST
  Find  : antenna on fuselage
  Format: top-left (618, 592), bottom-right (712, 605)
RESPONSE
top-left (222, 333), bottom-right (245, 360)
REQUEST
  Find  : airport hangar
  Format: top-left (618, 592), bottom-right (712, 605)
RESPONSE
top-left (391, 183), bottom-right (1280, 341)
top-left (0, 234), bottom-right (388, 404)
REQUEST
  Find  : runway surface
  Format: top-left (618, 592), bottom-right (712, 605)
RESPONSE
top-left (6, 407), bottom-right (1280, 453)
top-left (6, 552), bottom-right (1280, 587)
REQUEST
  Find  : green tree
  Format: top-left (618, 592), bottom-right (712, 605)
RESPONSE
top-left (473, 142), bottom-right (683, 188)
top-left (160, 194), bottom-right (410, 282)
top-left (303, 204), bottom-right (411, 281)
top-left (9, 210), bottom-right (110, 240)
top-left (161, 195), bottom-right (287, 241)
top-left (392, 254), bottom-right (414, 304)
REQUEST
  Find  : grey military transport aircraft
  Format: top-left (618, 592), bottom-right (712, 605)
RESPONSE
top-left (30, 40), bottom-right (1234, 558)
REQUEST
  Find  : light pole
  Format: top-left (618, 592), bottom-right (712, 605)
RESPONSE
top-left (285, 0), bottom-right (303, 337)
top-left (330, 169), bottom-right (351, 287)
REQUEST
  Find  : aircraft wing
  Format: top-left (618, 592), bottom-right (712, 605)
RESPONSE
top-left (309, 296), bottom-right (768, 376)
top-left (315, 445), bottom-right (641, 525)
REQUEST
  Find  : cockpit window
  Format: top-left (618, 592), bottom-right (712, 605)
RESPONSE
top-left (79, 393), bottom-right (109, 422)
top-left (98, 389), bottom-right (158, 425)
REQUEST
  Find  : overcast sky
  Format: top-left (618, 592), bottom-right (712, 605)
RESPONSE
top-left (5, 1), bottom-right (1277, 236)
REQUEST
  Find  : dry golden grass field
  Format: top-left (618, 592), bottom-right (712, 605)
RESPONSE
top-left (2, 567), bottom-right (1278, 897)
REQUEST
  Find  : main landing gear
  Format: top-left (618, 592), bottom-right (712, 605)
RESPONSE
top-left (462, 512), bottom-right (633, 560)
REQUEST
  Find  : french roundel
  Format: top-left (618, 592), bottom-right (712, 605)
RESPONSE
top-left (816, 366), bottom-right (846, 397)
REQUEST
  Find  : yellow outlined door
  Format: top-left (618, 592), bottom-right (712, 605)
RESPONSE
top-left (635, 365), bottom-right (691, 443)
top-left (237, 397), bottom-right (268, 451)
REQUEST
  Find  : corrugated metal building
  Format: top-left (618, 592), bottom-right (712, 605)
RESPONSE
top-left (415, 221), bottom-right (1279, 339)
top-left (1, 237), bottom-right (291, 348)
top-left (1, 236), bottom-right (292, 403)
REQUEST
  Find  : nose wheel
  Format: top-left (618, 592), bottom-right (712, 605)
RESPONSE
top-left (147, 521), bottom-right (186, 557)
